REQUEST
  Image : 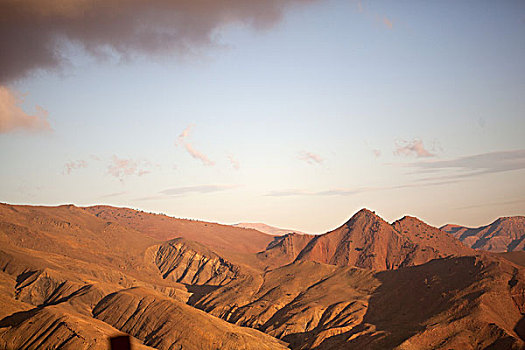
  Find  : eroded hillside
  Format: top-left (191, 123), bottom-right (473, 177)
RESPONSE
top-left (0, 203), bottom-right (523, 349)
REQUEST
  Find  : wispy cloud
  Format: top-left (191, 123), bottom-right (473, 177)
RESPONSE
top-left (383, 16), bottom-right (393, 29)
top-left (266, 178), bottom-right (465, 198)
top-left (63, 160), bottom-right (88, 175)
top-left (137, 184), bottom-right (236, 200)
top-left (108, 155), bottom-right (150, 181)
top-left (177, 124), bottom-right (214, 166)
top-left (407, 149), bottom-right (525, 178)
top-left (454, 197), bottom-right (525, 211)
top-left (100, 191), bottom-right (127, 199)
top-left (161, 184), bottom-right (236, 196)
top-left (266, 187), bottom-right (364, 197)
top-left (394, 139), bottom-right (435, 158)
top-left (354, 1), bottom-right (395, 31)
top-left (228, 154), bottom-right (240, 170)
top-left (298, 151), bottom-right (324, 165)
top-left (0, 86), bottom-right (51, 133)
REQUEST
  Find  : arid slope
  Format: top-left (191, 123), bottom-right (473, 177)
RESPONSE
top-left (295, 209), bottom-right (473, 270)
top-left (0, 203), bottom-right (524, 349)
top-left (441, 216), bottom-right (525, 252)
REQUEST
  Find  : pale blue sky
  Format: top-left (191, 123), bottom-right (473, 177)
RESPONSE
top-left (1, 0), bottom-right (524, 232)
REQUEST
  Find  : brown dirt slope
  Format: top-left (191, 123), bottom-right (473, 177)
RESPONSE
top-left (191, 255), bottom-right (525, 349)
top-left (1, 203), bottom-right (524, 349)
top-left (0, 203), bottom-right (288, 349)
top-left (257, 233), bottom-right (315, 269)
top-left (84, 205), bottom-right (275, 255)
top-left (93, 287), bottom-right (288, 350)
top-left (441, 216), bottom-right (525, 252)
top-left (295, 209), bottom-right (473, 270)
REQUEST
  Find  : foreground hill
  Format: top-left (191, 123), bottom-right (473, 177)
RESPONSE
top-left (0, 203), bottom-right (524, 349)
top-left (0, 203), bottom-right (288, 349)
top-left (441, 216), bottom-right (525, 252)
top-left (193, 255), bottom-right (525, 349)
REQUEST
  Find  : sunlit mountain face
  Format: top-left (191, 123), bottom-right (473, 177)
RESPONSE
top-left (1, 0), bottom-right (524, 349)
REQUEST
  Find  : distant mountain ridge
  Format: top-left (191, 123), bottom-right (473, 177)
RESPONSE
top-left (441, 216), bottom-right (525, 252)
top-left (233, 223), bottom-right (307, 236)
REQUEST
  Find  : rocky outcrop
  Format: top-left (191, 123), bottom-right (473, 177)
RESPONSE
top-left (150, 238), bottom-right (239, 285)
top-left (257, 233), bottom-right (314, 269)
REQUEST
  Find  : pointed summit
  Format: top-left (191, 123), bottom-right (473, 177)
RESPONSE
top-left (296, 208), bottom-right (413, 269)
top-left (294, 209), bottom-right (474, 270)
top-left (345, 208), bottom-right (383, 224)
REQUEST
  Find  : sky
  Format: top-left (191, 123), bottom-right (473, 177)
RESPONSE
top-left (1, 0), bottom-right (524, 233)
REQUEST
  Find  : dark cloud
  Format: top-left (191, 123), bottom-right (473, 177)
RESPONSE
top-left (0, 0), bottom-right (317, 83)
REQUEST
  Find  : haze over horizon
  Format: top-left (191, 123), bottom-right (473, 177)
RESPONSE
top-left (1, 0), bottom-right (524, 233)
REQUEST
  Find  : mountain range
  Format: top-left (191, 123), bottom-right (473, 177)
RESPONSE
top-left (0, 203), bottom-right (523, 349)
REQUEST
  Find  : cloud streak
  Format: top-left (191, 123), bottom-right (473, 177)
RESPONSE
top-left (407, 149), bottom-right (525, 178)
top-left (266, 188), bottom-right (364, 197)
top-left (137, 184), bottom-right (236, 200)
top-left (161, 184), bottom-right (236, 196)
top-left (0, 0), bottom-right (317, 83)
top-left (394, 139), bottom-right (435, 158)
top-left (298, 151), bottom-right (324, 165)
top-left (177, 125), bottom-right (214, 166)
top-left (0, 86), bottom-right (51, 133)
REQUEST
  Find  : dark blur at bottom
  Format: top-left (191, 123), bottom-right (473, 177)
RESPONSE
top-left (110, 335), bottom-right (132, 350)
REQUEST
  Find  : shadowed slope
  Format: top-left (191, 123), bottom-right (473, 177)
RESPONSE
top-left (441, 216), bottom-right (525, 252)
top-left (92, 287), bottom-right (288, 350)
top-left (192, 255), bottom-right (525, 349)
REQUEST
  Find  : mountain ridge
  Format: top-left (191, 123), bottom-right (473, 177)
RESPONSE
top-left (0, 202), bottom-right (524, 349)
top-left (441, 216), bottom-right (525, 252)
